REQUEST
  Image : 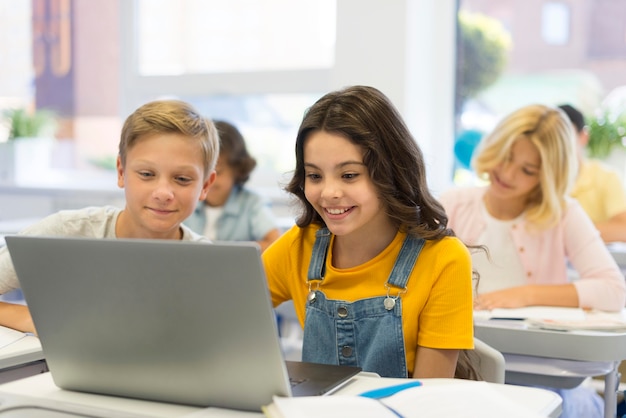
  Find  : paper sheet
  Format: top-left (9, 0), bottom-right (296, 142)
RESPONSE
top-left (475, 306), bottom-right (587, 321)
top-left (264, 382), bottom-right (548, 418)
top-left (0, 325), bottom-right (26, 349)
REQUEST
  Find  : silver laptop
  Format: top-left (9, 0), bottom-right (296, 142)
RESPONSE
top-left (5, 236), bottom-right (360, 411)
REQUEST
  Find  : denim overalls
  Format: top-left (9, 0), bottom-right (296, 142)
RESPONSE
top-left (302, 228), bottom-right (425, 378)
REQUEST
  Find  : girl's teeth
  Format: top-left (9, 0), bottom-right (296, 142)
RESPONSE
top-left (328, 208), bottom-right (347, 215)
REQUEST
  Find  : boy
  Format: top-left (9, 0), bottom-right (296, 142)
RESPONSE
top-left (0, 99), bottom-right (219, 333)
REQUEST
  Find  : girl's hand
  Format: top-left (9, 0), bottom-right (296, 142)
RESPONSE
top-left (474, 287), bottom-right (530, 310)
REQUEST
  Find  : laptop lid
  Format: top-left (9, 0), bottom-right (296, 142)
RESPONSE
top-left (5, 236), bottom-right (359, 411)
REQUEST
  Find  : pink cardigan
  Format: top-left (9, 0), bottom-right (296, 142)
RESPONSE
top-left (439, 186), bottom-right (626, 311)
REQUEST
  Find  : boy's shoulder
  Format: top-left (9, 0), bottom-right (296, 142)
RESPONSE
top-left (180, 224), bottom-right (211, 242)
top-left (582, 159), bottom-right (625, 186)
top-left (55, 205), bottom-right (120, 220)
top-left (20, 206), bottom-right (121, 238)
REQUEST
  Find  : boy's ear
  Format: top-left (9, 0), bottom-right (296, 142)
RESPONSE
top-left (116, 156), bottom-right (125, 188)
top-left (199, 170), bottom-right (217, 200)
top-left (578, 127), bottom-right (590, 147)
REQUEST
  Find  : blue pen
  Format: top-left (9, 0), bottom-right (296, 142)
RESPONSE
top-left (359, 381), bottom-right (422, 418)
top-left (359, 380), bottom-right (422, 399)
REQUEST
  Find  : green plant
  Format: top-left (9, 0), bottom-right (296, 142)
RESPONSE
top-left (4, 108), bottom-right (57, 140)
top-left (587, 110), bottom-right (626, 159)
top-left (456, 11), bottom-right (512, 108)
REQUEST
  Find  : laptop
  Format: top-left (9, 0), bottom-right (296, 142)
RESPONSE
top-left (5, 236), bottom-right (361, 411)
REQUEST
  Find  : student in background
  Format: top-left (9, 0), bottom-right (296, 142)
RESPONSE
top-left (440, 104), bottom-right (626, 418)
top-left (262, 85), bottom-right (474, 379)
top-left (0, 99), bottom-right (219, 334)
top-left (185, 120), bottom-right (281, 252)
top-left (559, 103), bottom-right (626, 243)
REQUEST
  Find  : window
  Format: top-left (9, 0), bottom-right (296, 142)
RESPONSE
top-left (541, 2), bottom-right (570, 46)
top-left (137, 0), bottom-right (336, 75)
top-left (0, 1), bottom-right (33, 112)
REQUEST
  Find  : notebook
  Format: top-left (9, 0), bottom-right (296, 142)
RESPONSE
top-left (5, 236), bottom-right (361, 411)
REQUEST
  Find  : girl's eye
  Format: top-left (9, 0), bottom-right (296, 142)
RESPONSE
top-left (343, 173), bottom-right (359, 180)
top-left (305, 173), bottom-right (321, 181)
top-left (522, 169), bottom-right (538, 176)
top-left (138, 171), bottom-right (153, 178)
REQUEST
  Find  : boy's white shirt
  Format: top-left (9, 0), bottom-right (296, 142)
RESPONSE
top-left (0, 206), bottom-right (208, 293)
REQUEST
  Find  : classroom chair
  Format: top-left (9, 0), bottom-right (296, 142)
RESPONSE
top-left (473, 337), bottom-right (506, 384)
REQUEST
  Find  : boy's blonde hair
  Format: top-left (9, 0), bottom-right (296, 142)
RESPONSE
top-left (119, 100), bottom-right (219, 178)
top-left (472, 104), bottom-right (577, 229)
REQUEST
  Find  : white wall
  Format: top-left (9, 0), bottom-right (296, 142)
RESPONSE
top-left (333, 0), bottom-right (457, 195)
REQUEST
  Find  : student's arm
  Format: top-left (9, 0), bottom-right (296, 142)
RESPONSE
top-left (588, 166), bottom-right (626, 243)
top-left (413, 346), bottom-right (459, 378)
top-left (413, 237), bottom-right (473, 378)
top-left (566, 201), bottom-right (626, 311)
top-left (257, 228), bottom-right (281, 253)
top-left (0, 247), bottom-right (34, 333)
top-left (595, 211), bottom-right (626, 243)
top-left (474, 283), bottom-right (579, 310)
top-left (0, 302), bottom-right (35, 334)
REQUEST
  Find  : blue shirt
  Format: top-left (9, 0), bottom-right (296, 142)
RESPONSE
top-left (184, 186), bottom-right (279, 242)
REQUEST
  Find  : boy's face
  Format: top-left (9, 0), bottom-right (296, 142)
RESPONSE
top-left (204, 154), bottom-right (236, 207)
top-left (116, 133), bottom-right (215, 239)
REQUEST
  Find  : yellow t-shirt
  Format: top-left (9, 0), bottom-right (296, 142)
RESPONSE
top-left (262, 224), bottom-right (474, 377)
top-left (571, 159), bottom-right (626, 223)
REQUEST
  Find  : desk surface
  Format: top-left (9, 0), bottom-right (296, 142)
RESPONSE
top-left (0, 372), bottom-right (562, 418)
top-left (475, 307), bottom-right (626, 418)
top-left (475, 309), bottom-right (626, 362)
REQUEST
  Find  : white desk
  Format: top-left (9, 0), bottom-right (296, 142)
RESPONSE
top-left (0, 372), bottom-right (562, 418)
top-left (475, 309), bottom-right (626, 418)
top-left (0, 335), bottom-right (47, 384)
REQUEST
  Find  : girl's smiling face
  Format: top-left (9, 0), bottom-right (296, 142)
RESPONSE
top-left (488, 135), bottom-right (542, 202)
top-left (303, 130), bottom-right (391, 240)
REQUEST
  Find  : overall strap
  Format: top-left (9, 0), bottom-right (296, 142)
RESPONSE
top-left (386, 234), bottom-right (425, 289)
top-left (307, 227), bottom-right (331, 281)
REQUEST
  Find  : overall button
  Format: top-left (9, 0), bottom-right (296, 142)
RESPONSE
top-left (341, 346), bottom-right (353, 357)
top-left (337, 306), bottom-right (348, 318)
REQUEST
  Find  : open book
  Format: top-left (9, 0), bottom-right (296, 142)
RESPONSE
top-left (262, 381), bottom-right (547, 418)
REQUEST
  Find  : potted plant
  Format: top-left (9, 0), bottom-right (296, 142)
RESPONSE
top-left (0, 107), bottom-right (58, 184)
top-left (586, 109), bottom-right (626, 159)
top-left (5, 108), bottom-right (57, 140)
